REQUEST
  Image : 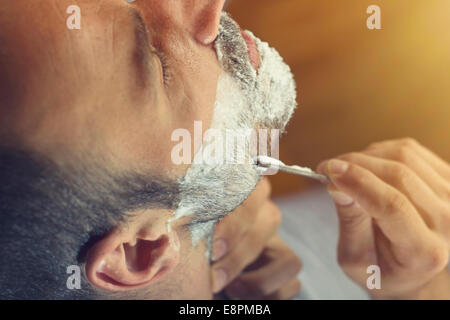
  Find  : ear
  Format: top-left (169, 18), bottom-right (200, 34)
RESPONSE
top-left (85, 217), bottom-right (180, 291)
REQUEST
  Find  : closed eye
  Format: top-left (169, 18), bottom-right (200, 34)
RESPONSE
top-left (127, 6), bottom-right (172, 88)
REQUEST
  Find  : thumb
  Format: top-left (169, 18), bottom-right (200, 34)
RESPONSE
top-left (318, 161), bottom-right (374, 260)
top-left (329, 189), bottom-right (376, 270)
top-left (328, 188), bottom-right (373, 246)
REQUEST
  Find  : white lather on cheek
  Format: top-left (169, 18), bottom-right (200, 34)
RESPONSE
top-left (170, 17), bottom-right (297, 252)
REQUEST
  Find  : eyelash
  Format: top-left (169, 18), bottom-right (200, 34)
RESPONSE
top-left (154, 50), bottom-right (172, 86)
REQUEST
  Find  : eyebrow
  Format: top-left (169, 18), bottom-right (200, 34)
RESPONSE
top-left (126, 7), bottom-right (154, 88)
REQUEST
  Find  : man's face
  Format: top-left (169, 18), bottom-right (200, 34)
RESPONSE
top-left (1, 0), bottom-right (222, 177)
top-left (0, 0), bottom-right (296, 298)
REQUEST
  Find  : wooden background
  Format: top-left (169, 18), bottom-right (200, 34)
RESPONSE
top-left (228, 0), bottom-right (450, 196)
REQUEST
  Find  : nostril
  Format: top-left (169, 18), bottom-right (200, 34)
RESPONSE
top-left (195, 19), bottom-right (220, 45)
top-left (196, 31), bottom-right (218, 46)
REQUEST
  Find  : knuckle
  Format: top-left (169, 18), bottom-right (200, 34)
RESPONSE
top-left (337, 206), bottom-right (367, 227)
top-left (367, 141), bottom-right (382, 150)
top-left (346, 162), bottom-right (360, 176)
top-left (395, 146), bottom-right (414, 164)
top-left (399, 137), bottom-right (419, 148)
top-left (420, 245), bottom-right (449, 273)
top-left (341, 152), bottom-right (361, 163)
top-left (345, 163), bottom-right (369, 186)
top-left (389, 163), bottom-right (413, 186)
top-left (383, 190), bottom-right (410, 215)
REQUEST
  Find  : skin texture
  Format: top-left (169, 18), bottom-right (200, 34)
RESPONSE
top-left (0, 0), bottom-right (221, 175)
top-left (317, 138), bottom-right (450, 299)
top-left (0, 0), bottom-right (301, 299)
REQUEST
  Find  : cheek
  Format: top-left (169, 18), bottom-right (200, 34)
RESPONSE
top-left (97, 103), bottom-right (179, 175)
top-left (168, 37), bottom-right (221, 125)
top-left (159, 56), bottom-right (220, 172)
top-left (111, 39), bottom-right (221, 177)
top-left (170, 68), bottom-right (219, 127)
top-left (189, 54), bottom-right (221, 124)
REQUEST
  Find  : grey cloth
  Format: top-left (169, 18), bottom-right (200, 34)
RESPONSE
top-left (275, 186), bottom-right (370, 300)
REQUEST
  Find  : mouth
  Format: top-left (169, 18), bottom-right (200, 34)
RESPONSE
top-left (241, 31), bottom-right (261, 71)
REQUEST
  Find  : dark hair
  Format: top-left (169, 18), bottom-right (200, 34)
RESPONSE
top-left (0, 148), bottom-right (180, 299)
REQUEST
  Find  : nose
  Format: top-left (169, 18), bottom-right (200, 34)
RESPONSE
top-left (133, 0), bottom-right (226, 46)
top-left (194, 0), bottom-right (227, 45)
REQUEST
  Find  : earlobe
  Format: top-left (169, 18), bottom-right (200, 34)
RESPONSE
top-left (85, 226), bottom-right (180, 291)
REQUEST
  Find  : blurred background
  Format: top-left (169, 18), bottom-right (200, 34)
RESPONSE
top-left (228, 0), bottom-right (450, 196)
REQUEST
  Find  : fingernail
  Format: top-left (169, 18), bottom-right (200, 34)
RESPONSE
top-left (327, 159), bottom-right (349, 176)
top-left (212, 268), bottom-right (228, 293)
top-left (212, 239), bottom-right (228, 261)
top-left (328, 190), bottom-right (354, 206)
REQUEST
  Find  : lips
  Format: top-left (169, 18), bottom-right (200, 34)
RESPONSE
top-left (241, 31), bottom-right (261, 71)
